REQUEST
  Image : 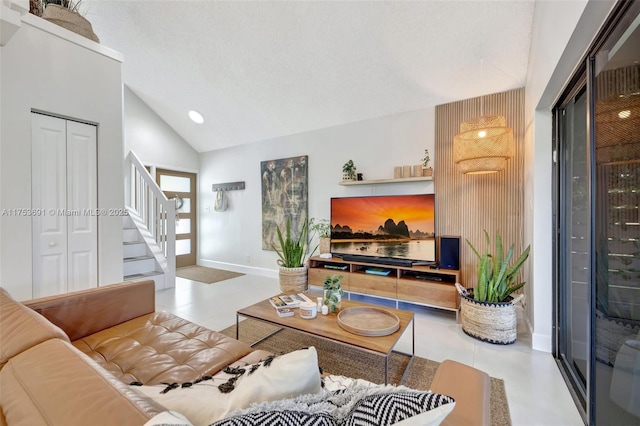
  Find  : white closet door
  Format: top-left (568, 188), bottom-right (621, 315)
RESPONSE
top-left (66, 120), bottom-right (98, 292)
top-left (31, 113), bottom-right (98, 297)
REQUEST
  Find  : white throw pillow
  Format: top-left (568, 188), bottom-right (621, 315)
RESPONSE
top-left (132, 347), bottom-right (322, 426)
top-left (143, 411), bottom-right (194, 426)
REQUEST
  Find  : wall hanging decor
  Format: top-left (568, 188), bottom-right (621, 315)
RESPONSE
top-left (261, 156), bottom-right (308, 251)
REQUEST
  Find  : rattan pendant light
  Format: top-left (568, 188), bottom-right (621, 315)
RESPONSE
top-left (453, 59), bottom-right (515, 174)
top-left (453, 114), bottom-right (514, 174)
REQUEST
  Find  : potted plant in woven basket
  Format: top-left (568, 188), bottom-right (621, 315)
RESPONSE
top-left (273, 219), bottom-right (314, 294)
top-left (456, 230), bottom-right (530, 344)
top-left (38, 0), bottom-right (100, 43)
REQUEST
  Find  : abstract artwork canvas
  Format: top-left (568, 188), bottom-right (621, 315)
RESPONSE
top-left (261, 155), bottom-right (308, 251)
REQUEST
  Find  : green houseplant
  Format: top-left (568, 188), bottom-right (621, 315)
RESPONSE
top-left (342, 160), bottom-right (357, 181)
top-left (421, 149), bottom-right (433, 177)
top-left (309, 218), bottom-right (331, 254)
top-left (323, 274), bottom-right (344, 313)
top-left (273, 219), bottom-right (313, 293)
top-left (456, 230), bottom-right (530, 344)
top-left (466, 230), bottom-right (531, 303)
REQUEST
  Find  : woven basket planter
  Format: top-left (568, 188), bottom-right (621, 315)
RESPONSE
top-left (42, 4), bottom-right (100, 43)
top-left (279, 266), bottom-right (308, 294)
top-left (456, 283), bottom-right (522, 345)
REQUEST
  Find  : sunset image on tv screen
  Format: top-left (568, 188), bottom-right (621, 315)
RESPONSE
top-left (331, 194), bottom-right (434, 236)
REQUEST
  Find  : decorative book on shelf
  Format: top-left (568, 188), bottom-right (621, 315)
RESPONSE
top-left (364, 267), bottom-right (392, 276)
top-left (324, 264), bottom-right (348, 271)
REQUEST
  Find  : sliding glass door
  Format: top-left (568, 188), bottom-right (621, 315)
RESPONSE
top-left (556, 83), bottom-right (590, 417)
top-left (554, 3), bottom-right (640, 424)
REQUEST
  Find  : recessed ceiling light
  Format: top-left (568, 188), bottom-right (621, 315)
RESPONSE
top-left (189, 110), bottom-right (204, 124)
top-left (618, 110), bottom-right (631, 119)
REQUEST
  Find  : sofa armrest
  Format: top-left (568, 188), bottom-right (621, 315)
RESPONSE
top-left (22, 280), bottom-right (156, 341)
top-left (430, 359), bottom-right (491, 426)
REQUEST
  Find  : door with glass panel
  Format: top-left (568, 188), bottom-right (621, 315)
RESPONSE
top-left (556, 84), bottom-right (589, 417)
top-left (156, 169), bottom-right (197, 268)
top-left (554, 4), bottom-right (640, 423)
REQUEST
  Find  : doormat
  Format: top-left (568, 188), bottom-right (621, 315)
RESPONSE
top-left (220, 319), bottom-right (511, 426)
top-left (176, 266), bottom-right (244, 284)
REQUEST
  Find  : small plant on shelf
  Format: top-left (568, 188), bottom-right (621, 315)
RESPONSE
top-left (342, 160), bottom-right (357, 181)
top-left (310, 218), bottom-right (331, 254)
top-left (421, 149), bottom-right (433, 176)
top-left (309, 218), bottom-right (331, 238)
top-left (421, 149), bottom-right (431, 168)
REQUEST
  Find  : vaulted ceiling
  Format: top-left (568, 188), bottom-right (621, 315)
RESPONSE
top-left (84, 0), bottom-right (535, 153)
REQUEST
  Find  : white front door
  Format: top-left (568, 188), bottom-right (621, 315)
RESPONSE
top-left (31, 113), bottom-right (98, 297)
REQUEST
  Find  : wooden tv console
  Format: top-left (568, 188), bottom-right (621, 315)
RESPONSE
top-left (308, 256), bottom-right (460, 315)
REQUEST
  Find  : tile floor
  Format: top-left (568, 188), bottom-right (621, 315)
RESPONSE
top-left (156, 274), bottom-right (584, 426)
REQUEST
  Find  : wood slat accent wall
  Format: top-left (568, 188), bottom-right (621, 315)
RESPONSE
top-left (435, 88), bottom-right (525, 288)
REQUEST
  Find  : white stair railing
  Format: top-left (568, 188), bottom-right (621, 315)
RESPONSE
top-left (124, 151), bottom-right (176, 288)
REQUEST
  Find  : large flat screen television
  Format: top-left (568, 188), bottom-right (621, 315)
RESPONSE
top-left (330, 194), bottom-right (435, 265)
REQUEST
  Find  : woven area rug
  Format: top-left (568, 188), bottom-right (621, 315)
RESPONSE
top-left (220, 319), bottom-right (511, 426)
top-left (176, 266), bottom-right (244, 284)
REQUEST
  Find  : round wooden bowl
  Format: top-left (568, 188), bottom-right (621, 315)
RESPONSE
top-left (337, 307), bottom-right (400, 336)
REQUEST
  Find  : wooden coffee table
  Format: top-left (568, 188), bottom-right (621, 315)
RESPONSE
top-left (236, 294), bottom-right (415, 384)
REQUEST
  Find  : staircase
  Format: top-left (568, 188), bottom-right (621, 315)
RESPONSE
top-left (123, 215), bottom-right (165, 289)
top-left (123, 151), bottom-right (176, 289)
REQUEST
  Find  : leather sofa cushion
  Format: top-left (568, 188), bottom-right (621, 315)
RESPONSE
top-left (0, 287), bottom-right (70, 369)
top-left (23, 280), bottom-right (156, 341)
top-left (0, 339), bottom-right (163, 426)
top-left (429, 359), bottom-right (491, 426)
top-left (73, 311), bottom-right (256, 385)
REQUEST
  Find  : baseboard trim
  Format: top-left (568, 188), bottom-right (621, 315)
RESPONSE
top-left (532, 332), bottom-right (552, 353)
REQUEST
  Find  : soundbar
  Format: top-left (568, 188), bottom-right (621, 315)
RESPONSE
top-left (338, 254), bottom-right (415, 267)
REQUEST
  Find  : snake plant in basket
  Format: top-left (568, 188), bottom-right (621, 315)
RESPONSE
top-left (273, 219), bottom-right (315, 293)
top-left (456, 230), bottom-right (530, 344)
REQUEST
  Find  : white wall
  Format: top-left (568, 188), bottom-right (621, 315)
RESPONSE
top-left (524, 0), bottom-right (616, 351)
top-left (0, 15), bottom-right (125, 300)
top-left (123, 86), bottom-right (199, 172)
top-left (199, 108), bottom-right (436, 276)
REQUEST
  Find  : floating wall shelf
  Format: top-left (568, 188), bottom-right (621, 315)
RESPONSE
top-left (339, 176), bottom-right (433, 186)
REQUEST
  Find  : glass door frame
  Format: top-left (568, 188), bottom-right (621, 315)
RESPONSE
top-left (553, 1), bottom-right (640, 423)
top-left (156, 168), bottom-right (198, 268)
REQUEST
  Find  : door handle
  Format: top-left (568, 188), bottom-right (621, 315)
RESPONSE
top-left (49, 241), bottom-right (56, 247)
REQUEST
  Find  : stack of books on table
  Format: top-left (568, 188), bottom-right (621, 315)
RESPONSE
top-left (269, 293), bottom-right (312, 317)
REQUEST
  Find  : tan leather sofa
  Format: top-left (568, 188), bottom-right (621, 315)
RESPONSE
top-left (0, 280), bottom-right (490, 425)
top-left (0, 280), bottom-right (271, 425)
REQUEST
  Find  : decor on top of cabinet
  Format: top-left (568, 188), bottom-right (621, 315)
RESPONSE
top-left (38, 0), bottom-right (100, 43)
top-left (309, 218), bottom-right (331, 255)
top-left (342, 160), bottom-right (357, 181)
top-left (273, 219), bottom-right (315, 294)
top-left (323, 274), bottom-right (343, 314)
top-left (422, 149), bottom-right (433, 177)
top-left (456, 230), bottom-right (530, 344)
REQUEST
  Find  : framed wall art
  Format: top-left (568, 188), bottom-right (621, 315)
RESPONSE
top-left (261, 155), bottom-right (308, 251)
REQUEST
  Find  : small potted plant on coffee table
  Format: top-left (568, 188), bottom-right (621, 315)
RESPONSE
top-left (323, 274), bottom-right (344, 314)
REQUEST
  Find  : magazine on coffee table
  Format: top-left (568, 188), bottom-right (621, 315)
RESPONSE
top-left (269, 293), bottom-right (312, 310)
